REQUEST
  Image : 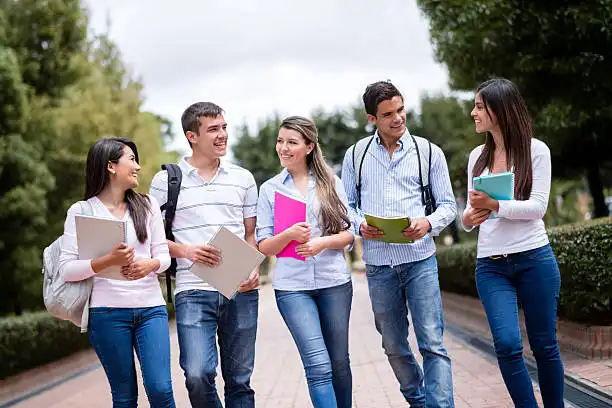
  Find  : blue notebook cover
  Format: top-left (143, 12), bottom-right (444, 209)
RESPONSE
top-left (473, 172), bottom-right (514, 219)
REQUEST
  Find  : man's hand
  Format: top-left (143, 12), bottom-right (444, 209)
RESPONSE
top-left (469, 190), bottom-right (498, 212)
top-left (121, 259), bottom-right (158, 280)
top-left (238, 269), bottom-right (260, 292)
top-left (295, 237), bottom-right (327, 258)
top-left (360, 221), bottom-right (384, 240)
top-left (185, 244), bottom-right (221, 267)
top-left (401, 218), bottom-right (431, 241)
top-left (463, 207), bottom-right (491, 227)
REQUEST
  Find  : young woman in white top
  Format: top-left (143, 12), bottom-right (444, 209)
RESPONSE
top-left (463, 78), bottom-right (564, 407)
top-left (59, 137), bottom-right (175, 408)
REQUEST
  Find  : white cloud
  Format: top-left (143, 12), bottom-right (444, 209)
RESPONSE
top-left (85, 0), bottom-right (449, 155)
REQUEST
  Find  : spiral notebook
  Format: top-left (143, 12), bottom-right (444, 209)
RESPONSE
top-left (75, 214), bottom-right (128, 280)
top-left (473, 171), bottom-right (514, 219)
top-left (364, 213), bottom-right (412, 244)
top-left (191, 226), bottom-right (266, 299)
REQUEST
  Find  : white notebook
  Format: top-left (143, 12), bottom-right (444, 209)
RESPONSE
top-left (75, 214), bottom-right (128, 280)
top-left (191, 226), bottom-right (266, 299)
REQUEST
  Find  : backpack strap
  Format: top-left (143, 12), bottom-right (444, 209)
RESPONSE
top-left (350, 136), bottom-right (375, 208)
top-left (411, 135), bottom-right (437, 216)
top-left (160, 163), bottom-right (183, 304)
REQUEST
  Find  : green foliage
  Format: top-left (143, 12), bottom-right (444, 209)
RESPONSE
top-left (0, 3), bottom-right (178, 316)
top-left (416, 0), bottom-right (612, 217)
top-left (437, 218), bottom-right (612, 324)
top-left (0, 312), bottom-right (90, 379)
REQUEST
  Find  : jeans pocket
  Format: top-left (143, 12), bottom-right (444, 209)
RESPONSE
top-left (524, 245), bottom-right (555, 262)
top-left (89, 307), bottom-right (116, 316)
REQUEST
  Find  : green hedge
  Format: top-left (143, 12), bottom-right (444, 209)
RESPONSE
top-left (0, 279), bottom-right (176, 380)
top-left (437, 217), bottom-right (612, 325)
top-left (0, 312), bottom-right (90, 379)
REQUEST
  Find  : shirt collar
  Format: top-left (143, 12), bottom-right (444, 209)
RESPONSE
top-left (374, 127), bottom-right (411, 148)
top-left (280, 167), bottom-right (315, 187)
top-left (179, 156), bottom-right (228, 175)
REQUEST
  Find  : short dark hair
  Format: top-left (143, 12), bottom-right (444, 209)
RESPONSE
top-left (181, 102), bottom-right (224, 136)
top-left (362, 81), bottom-right (403, 117)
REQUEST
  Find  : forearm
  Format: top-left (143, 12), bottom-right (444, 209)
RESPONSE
top-left (258, 231), bottom-right (294, 256)
top-left (321, 230), bottom-right (354, 250)
top-left (168, 240), bottom-right (188, 259)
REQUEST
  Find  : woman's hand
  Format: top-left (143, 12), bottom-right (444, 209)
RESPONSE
top-left (121, 259), bottom-right (159, 280)
top-left (463, 207), bottom-right (492, 227)
top-left (105, 243), bottom-right (135, 267)
top-left (286, 222), bottom-right (311, 243)
top-left (295, 237), bottom-right (327, 258)
top-left (469, 190), bottom-right (499, 212)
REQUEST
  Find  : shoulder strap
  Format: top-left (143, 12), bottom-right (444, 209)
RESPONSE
top-left (351, 136), bottom-right (375, 208)
top-left (160, 164), bottom-right (182, 241)
top-left (411, 135), bottom-right (432, 187)
top-left (159, 163), bottom-right (182, 305)
top-left (78, 200), bottom-right (94, 216)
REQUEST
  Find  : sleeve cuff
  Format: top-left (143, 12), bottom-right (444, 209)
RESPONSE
top-left (256, 227), bottom-right (274, 244)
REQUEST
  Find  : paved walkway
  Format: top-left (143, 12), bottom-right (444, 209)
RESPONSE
top-left (5, 274), bottom-right (545, 408)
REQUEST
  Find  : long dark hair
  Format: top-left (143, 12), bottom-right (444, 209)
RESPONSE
top-left (472, 78), bottom-right (533, 200)
top-left (85, 137), bottom-right (151, 243)
top-left (279, 116), bottom-right (351, 235)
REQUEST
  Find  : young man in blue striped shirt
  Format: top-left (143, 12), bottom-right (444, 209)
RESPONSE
top-left (342, 81), bottom-right (457, 407)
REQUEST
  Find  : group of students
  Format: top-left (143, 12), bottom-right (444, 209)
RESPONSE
top-left (58, 78), bottom-right (565, 408)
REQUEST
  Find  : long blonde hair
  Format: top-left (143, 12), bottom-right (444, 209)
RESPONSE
top-left (280, 116), bottom-right (351, 235)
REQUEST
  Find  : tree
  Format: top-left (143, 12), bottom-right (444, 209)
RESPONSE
top-left (417, 0), bottom-right (612, 217)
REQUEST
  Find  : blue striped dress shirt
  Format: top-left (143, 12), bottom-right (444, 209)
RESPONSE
top-left (341, 129), bottom-right (457, 267)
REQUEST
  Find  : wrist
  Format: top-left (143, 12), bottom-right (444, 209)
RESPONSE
top-left (489, 199), bottom-right (499, 212)
top-left (148, 259), bottom-right (160, 273)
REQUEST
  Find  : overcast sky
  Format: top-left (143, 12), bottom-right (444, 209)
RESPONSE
top-left (85, 0), bottom-right (450, 154)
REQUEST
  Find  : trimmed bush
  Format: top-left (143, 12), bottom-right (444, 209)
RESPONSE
top-left (437, 217), bottom-right (612, 325)
top-left (0, 312), bottom-right (90, 379)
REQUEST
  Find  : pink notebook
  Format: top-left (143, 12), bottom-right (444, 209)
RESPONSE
top-left (274, 191), bottom-right (307, 260)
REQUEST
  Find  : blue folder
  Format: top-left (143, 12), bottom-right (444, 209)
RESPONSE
top-left (473, 172), bottom-right (514, 219)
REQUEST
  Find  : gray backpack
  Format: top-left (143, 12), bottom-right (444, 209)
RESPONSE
top-left (42, 201), bottom-right (94, 333)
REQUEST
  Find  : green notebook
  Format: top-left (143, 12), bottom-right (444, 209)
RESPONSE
top-left (364, 213), bottom-right (412, 244)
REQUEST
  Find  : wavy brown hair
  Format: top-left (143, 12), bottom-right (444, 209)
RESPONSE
top-left (472, 78), bottom-right (533, 200)
top-left (279, 116), bottom-right (351, 235)
top-left (85, 137), bottom-right (151, 243)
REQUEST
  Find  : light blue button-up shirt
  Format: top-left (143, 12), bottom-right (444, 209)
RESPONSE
top-left (256, 169), bottom-right (351, 291)
top-left (341, 129), bottom-right (457, 267)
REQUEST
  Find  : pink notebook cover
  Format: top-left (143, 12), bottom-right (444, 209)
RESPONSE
top-left (274, 191), bottom-right (307, 260)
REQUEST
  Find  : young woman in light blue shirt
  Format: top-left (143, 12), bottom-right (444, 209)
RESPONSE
top-left (257, 116), bottom-right (354, 408)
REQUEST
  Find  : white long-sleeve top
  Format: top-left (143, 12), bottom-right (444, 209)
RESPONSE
top-left (58, 195), bottom-right (170, 308)
top-left (463, 138), bottom-right (551, 258)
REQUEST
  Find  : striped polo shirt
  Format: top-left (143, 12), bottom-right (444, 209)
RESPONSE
top-left (149, 157), bottom-right (258, 295)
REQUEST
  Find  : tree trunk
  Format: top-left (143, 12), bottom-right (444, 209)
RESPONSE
top-left (585, 132), bottom-right (609, 218)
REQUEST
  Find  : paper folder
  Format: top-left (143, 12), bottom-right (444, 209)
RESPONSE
top-left (274, 191), bottom-right (307, 260)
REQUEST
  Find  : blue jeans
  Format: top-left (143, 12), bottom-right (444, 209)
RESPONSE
top-left (88, 305), bottom-right (175, 408)
top-left (476, 244), bottom-right (564, 407)
top-left (175, 289), bottom-right (259, 408)
top-left (275, 281), bottom-right (353, 408)
top-left (366, 255), bottom-right (454, 408)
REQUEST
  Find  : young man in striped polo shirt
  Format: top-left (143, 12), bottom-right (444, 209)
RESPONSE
top-left (150, 102), bottom-right (260, 407)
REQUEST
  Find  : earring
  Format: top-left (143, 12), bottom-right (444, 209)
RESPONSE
top-left (110, 170), bottom-right (116, 174)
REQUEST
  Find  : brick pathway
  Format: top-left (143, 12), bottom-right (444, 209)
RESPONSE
top-left (5, 274), bottom-right (544, 408)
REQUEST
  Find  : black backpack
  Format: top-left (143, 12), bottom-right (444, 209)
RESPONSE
top-left (160, 163), bottom-right (182, 304)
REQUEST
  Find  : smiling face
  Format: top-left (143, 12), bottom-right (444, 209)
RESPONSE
top-left (471, 93), bottom-right (498, 134)
top-left (276, 127), bottom-right (314, 171)
top-left (108, 145), bottom-right (141, 189)
top-left (187, 114), bottom-right (228, 159)
top-left (368, 95), bottom-right (406, 140)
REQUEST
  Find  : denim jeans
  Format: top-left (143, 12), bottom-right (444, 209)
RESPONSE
top-left (365, 255), bottom-right (454, 408)
top-left (88, 305), bottom-right (175, 408)
top-left (175, 289), bottom-right (259, 408)
top-left (476, 244), bottom-right (564, 407)
top-left (275, 281), bottom-right (353, 408)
